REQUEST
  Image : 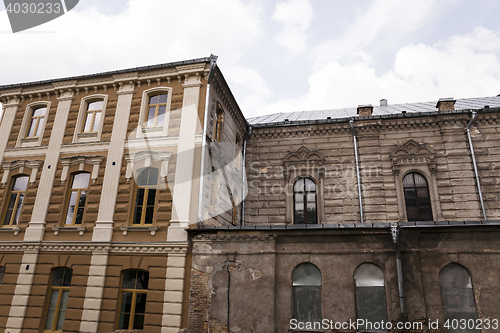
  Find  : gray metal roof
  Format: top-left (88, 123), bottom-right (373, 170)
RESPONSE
top-left (248, 96), bottom-right (500, 125)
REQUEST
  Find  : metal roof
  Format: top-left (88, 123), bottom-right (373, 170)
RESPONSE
top-left (248, 96), bottom-right (500, 125)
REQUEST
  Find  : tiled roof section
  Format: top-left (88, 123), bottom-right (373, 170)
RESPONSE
top-left (248, 96), bottom-right (500, 125)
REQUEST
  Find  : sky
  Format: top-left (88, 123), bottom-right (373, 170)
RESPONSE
top-left (1, 0), bottom-right (500, 119)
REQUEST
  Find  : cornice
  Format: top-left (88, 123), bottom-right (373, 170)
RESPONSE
top-left (0, 241), bottom-right (189, 254)
top-left (193, 234), bottom-right (276, 242)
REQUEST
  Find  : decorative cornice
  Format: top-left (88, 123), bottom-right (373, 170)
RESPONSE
top-left (60, 155), bottom-right (105, 184)
top-left (390, 139), bottom-right (436, 174)
top-left (193, 234), bottom-right (276, 242)
top-left (124, 150), bottom-right (173, 183)
top-left (0, 241), bottom-right (188, 254)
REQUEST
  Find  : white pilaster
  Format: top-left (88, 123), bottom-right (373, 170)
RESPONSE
top-left (5, 251), bottom-right (38, 333)
top-left (0, 98), bottom-right (20, 163)
top-left (91, 84), bottom-right (134, 242)
top-left (167, 76), bottom-right (202, 242)
top-left (24, 91), bottom-right (74, 241)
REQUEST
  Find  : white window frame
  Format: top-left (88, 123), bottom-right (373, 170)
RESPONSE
top-left (73, 94), bottom-right (108, 143)
top-left (136, 87), bottom-right (173, 138)
top-left (17, 101), bottom-right (52, 147)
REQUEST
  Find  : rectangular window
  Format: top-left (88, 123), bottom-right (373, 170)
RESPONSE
top-left (64, 173), bottom-right (90, 225)
top-left (118, 270), bottom-right (149, 330)
top-left (82, 101), bottom-right (103, 133)
top-left (2, 176), bottom-right (29, 227)
top-left (26, 107), bottom-right (47, 138)
top-left (132, 168), bottom-right (158, 225)
top-left (43, 268), bottom-right (72, 333)
top-left (145, 94), bottom-right (168, 128)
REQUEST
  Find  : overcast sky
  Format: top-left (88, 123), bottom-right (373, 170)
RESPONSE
top-left (1, 0), bottom-right (500, 118)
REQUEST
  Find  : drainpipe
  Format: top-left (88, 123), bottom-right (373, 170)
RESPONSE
top-left (240, 126), bottom-right (252, 226)
top-left (391, 223), bottom-right (406, 316)
top-left (196, 56), bottom-right (218, 227)
top-left (349, 118), bottom-right (364, 223)
top-left (466, 111), bottom-right (487, 220)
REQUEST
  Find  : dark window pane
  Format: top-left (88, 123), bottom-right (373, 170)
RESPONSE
top-left (133, 314), bottom-right (145, 329)
top-left (147, 189), bottom-right (156, 206)
top-left (12, 193), bottom-right (25, 225)
top-left (135, 188), bottom-right (145, 205)
top-left (144, 207), bottom-right (154, 224)
top-left (65, 191), bottom-right (78, 225)
top-left (118, 313), bottom-right (130, 329)
top-left (149, 95), bottom-right (159, 104)
top-left (136, 271), bottom-right (149, 290)
top-left (55, 290), bottom-right (69, 330)
top-left (44, 290), bottom-right (59, 329)
top-left (158, 94), bottom-right (167, 104)
top-left (52, 269), bottom-right (64, 286)
top-left (122, 272), bottom-right (136, 289)
top-left (132, 207), bottom-right (142, 225)
top-left (294, 286), bottom-right (321, 322)
top-left (135, 293), bottom-right (147, 313)
top-left (0, 266), bottom-right (6, 285)
top-left (62, 269), bottom-right (72, 287)
top-left (3, 209), bottom-right (13, 226)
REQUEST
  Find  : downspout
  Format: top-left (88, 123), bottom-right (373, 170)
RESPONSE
top-left (391, 223), bottom-right (406, 316)
top-left (197, 56), bottom-right (218, 227)
top-left (466, 111), bottom-right (487, 220)
top-left (349, 118), bottom-right (364, 223)
top-left (240, 126), bottom-right (252, 226)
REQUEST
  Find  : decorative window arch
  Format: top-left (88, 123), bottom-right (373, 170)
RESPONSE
top-left (439, 263), bottom-right (479, 332)
top-left (292, 263), bottom-right (322, 323)
top-left (354, 263), bottom-right (388, 328)
top-left (43, 267), bottom-right (73, 332)
top-left (1, 159), bottom-right (43, 187)
top-left (60, 155), bottom-right (104, 185)
top-left (136, 87), bottom-right (173, 138)
top-left (17, 101), bottom-right (51, 147)
top-left (2, 175), bottom-right (29, 227)
top-left (73, 94), bottom-right (109, 142)
top-left (403, 172), bottom-right (432, 221)
top-left (117, 269), bottom-right (149, 330)
top-left (391, 140), bottom-right (442, 221)
top-left (293, 177), bottom-right (317, 224)
top-left (284, 146), bottom-right (325, 224)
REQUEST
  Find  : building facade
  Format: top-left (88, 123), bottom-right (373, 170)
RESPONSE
top-left (187, 98), bottom-right (500, 332)
top-left (0, 55), bottom-right (245, 333)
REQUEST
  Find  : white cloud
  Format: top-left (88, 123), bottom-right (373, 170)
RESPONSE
top-left (272, 0), bottom-right (313, 57)
top-left (0, 0), bottom-right (263, 85)
top-left (249, 27), bottom-right (500, 117)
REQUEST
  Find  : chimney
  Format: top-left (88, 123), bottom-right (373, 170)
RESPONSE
top-left (357, 104), bottom-right (373, 117)
top-left (380, 99), bottom-right (388, 106)
top-left (436, 98), bottom-right (456, 111)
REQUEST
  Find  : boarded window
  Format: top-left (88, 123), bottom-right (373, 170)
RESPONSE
top-left (293, 263), bottom-right (321, 323)
top-left (293, 177), bottom-right (317, 224)
top-left (440, 263), bottom-right (479, 333)
top-left (403, 172), bottom-right (432, 221)
top-left (354, 263), bottom-right (388, 330)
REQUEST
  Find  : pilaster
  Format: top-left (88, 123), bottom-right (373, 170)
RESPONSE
top-left (0, 97), bottom-right (21, 163)
top-left (162, 252), bottom-right (187, 333)
top-left (167, 76), bottom-right (202, 242)
top-left (24, 91), bottom-right (74, 241)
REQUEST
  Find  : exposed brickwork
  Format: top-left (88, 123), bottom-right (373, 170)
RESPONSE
top-left (186, 268), bottom-right (209, 333)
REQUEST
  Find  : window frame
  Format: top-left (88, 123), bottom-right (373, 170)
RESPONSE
top-left (394, 167), bottom-right (441, 222)
top-left (402, 172), bottom-right (433, 221)
top-left (42, 267), bottom-right (73, 333)
top-left (293, 177), bottom-right (318, 224)
top-left (353, 263), bottom-right (388, 327)
top-left (17, 101), bottom-right (52, 147)
top-left (136, 87), bottom-right (173, 138)
top-left (73, 94), bottom-right (108, 143)
top-left (116, 269), bottom-right (149, 330)
top-left (62, 172), bottom-right (91, 226)
top-left (130, 167), bottom-right (160, 226)
top-left (292, 262), bottom-right (322, 324)
top-left (1, 175), bottom-right (29, 227)
top-left (213, 102), bottom-right (224, 142)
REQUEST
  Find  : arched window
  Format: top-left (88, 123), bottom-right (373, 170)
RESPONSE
top-left (354, 263), bottom-right (388, 329)
top-left (146, 94), bottom-right (168, 127)
top-left (26, 106), bottom-right (47, 138)
top-left (2, 175), bottom-right (29, 227)
top-left (293, 177), bottom-right (317, 224)
top-left (82, 100), bottom-right (103, 133)
top-left (43, 267), bottom-right (73, 332)
top-left (214, 103), bottom-right (224, 142)
top-left (440, 264), bottom-right (479, 333)
top-left (132, 168), bottom-right (158, 225)
top-left (403, 172), bottom-right (432, 221)
top-left (118, 270), bottom-right (149, 330)
top-left (64, 173), bottom-right (90, 225)
top-left (292, 263), bottom-right (321, 323)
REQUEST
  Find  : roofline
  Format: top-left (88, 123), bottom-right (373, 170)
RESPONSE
top-left (0, 55), bottom-right (217, 91)
top-left (187, 219), bottom-right (500, 234)
top-left (250, 106), bottom-right (500, 128)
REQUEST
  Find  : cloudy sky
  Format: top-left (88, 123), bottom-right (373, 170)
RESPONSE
top-left (1, 0), bottom-right (500, 118)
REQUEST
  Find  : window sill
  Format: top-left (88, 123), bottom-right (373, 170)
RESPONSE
top-left (20, 137), bottom-right (40, 147)
top-left (121, 226), bottom-right (158, 236)
top-left (139, 127), bottom-right (166, 138)
top-left (76, 132), bottom-right (99, 143)
top-left (52, 226), bottom-right (86, 236)
top-left (0, 227), bottom-right (21, 235)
